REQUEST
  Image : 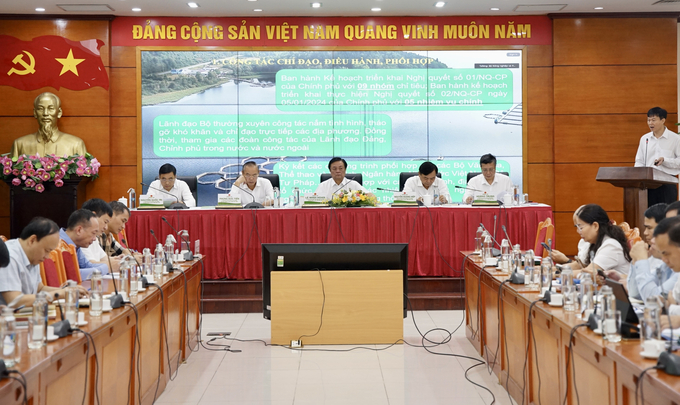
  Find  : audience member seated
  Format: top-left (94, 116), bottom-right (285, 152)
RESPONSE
top-left (626, 203), bottom-right (677, 301)
top-left (81, 198), bottom-right (120, 272)
top-left (315, 157), bottom-right (374, 200)
top-left (60, 209), bottom-right (109, 280)
top-left (650, 216), bottom-right (680, 330)
top-left (402, 161), bottom-right (450, 204)
top-left (550, 205), bottom-right (589, 269)
top-left (573, 204), bottom-right (631, 280)
top-left (147, 163), bottom-right (196, 207)
top-left (101, 201), bottom-right (133, 256)
top-left (0, 217), bottom-right (87, 307)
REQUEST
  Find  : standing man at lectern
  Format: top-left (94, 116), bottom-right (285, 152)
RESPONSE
top-left (634, 107), bottom-right (680, 205)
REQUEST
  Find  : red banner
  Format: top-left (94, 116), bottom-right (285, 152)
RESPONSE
top-left (0, 35), bottom-right (109, 91)
top-left (112, 16), bottom-right (551, 47)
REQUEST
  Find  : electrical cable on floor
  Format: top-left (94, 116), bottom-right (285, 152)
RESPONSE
top-left (297, 269), bottom-right (326, 344)
top-left (124, 301), bottom-right (143, 405)
top-left (71, 328), bottom-right (91, 405)
top-left (520, 299), bottom-right (545, 405)
top-left (530, 307), bottom-right (543, 405)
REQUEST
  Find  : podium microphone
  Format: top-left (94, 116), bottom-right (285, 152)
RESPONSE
top-left (479, 223), bottom-right (501, 256)
top-left (233, 184), bottom-right (264, 209)
top-left (140, 182), bottom-right (188, 209)
top-left (103, 233), bottom-right (124, 309)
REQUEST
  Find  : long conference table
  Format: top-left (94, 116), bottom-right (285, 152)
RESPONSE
top-left (463, 253), bottom-right (680, 405)
top-left (0, 259), bottom-right (202, 405)
top-left (127, 204), bottom-right (553, 279)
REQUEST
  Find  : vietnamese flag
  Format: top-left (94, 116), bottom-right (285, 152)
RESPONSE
top-left (0, 35), bottom-right (109, 91)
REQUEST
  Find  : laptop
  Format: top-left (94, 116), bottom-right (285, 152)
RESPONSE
top-left (605, 278), bottom-right (640, 324)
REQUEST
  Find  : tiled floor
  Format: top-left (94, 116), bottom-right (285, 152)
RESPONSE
top-left (156, 310), bottom-right (517, 405)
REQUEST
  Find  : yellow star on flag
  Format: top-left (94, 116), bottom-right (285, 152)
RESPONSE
top-left (55, 49), bottom-right (85, 76)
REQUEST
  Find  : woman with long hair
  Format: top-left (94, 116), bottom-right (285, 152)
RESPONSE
top-left (575, 204), bottom-right (631, 277)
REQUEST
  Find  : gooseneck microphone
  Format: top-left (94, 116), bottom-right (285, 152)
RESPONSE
top-left (51, 293), bottom-right (72, 337)
top-left (331, 176), bottom-right (357, 196)
top-left (479, 222), bottom-right (501, 257)
top-left (150, 229), bottom-right (159, 245)
top-left (140, 182), bottom-right (188, 209)
top-left (161, 217), bottom-right (194, 261)
top-left (644, 137), bottom-right (649, 167)
top-left (376, 187), bottom-right (400, 192)
top-left (232, 183), bottom-right (264, 209)
top-left (502, 225), bottom-right (513, 248)
top-left (103, 234), bottom-right (124, 309)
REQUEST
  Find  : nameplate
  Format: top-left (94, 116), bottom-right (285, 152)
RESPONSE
top-left (215, 194), bottom-right (242, 209)
top-left (303, 193), bottom-right (328, 206)
top-left (392, 192), bottom-right (417, 206)
top-left (138, 195), bottom-right (165, 210)
top-left (472, 194), bottom-right (499, 206)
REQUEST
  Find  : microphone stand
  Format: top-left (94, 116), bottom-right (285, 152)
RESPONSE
top-left (162, 216), bottom-right (194, 261)
top-left (233, 183), bottom-right (264, 209)
top-left (140, 182), bottom-right (189, 210)
top-left (103, 234), bottom-right (124, 309)
top-left (51, 293), bottom-right (72, 337)
top-left (479, 223), bottom-right (501, 257)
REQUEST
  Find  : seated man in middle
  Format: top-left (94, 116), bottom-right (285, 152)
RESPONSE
top-left (315, 157), bottom-right (374, 200)
top-left (147, 163), bottom-right (196, 207)
top-left (230, 161), bottom-right (274, 206)
top-left (463, 153), bottom-right (513, 204)
top-left (403, 161), bottom-right (450, 204)
top-left (60, 209), bottom-right (109, 280)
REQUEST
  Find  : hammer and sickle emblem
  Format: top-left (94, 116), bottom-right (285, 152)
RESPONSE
top-left (7, 51), bottom-right (36, 76)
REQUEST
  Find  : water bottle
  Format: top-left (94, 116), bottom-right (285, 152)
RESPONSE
top-left (482, 234), bottom-right (493, 264)
top-left (513, 184), bottom-right (520, 205)
top-left (119, 259), bottom-right (130, 300)
top-left (540, 257), bottom-right (553, 295)
top-left (474, 226), bottom-right (483, 253)
top-left (65, 281), bottom-right (79, 325)
top-left (581, 273), bottom-right (595, 318)
top-left (602, 286), bottom-right (621, 342)
top-left (273, 187), bottom-right (280, 208)
top-left (154, 243), bottom-right (164, 278)
top-left (293, 187), bottom-right (300, 207)
top-left (512, 244), bottom-right (522, 274)
top-left (524, 249), bottom-right (535, 287)
top-left (129, 259), bottom-right (139, 297)
top-left (500, 239), bottom-right (510, 272)
top-left (561, 266), bottom-right (575, 311)
top-left (164, 235), bottom-right (174, 266)
top-left (642, 296), bottom-right (662, 341)
top-left (142, 247), bottom-right (152, 276)
top-left (29, 292), bottom-right (48, 349)
top-left (89, 269), bottom-right (103, 317)
top-left (128, 187), bottom-right (136, 209)
top-left (433, 186), bottom-right (440, 206)
top-left (1, 307), bottom-right (17, 366)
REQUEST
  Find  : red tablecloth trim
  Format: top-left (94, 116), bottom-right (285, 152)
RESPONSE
top-left (127, 205), bottom-right (554, 280)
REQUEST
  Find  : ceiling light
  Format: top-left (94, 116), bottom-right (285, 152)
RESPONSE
top-left (371, 7), bottom-right (381, 11)
top-left (36, 7), bottom-right (45, 11)
top-left (594, 6), bottom-right (604, 9)
top-left (187, 2), bottom-right (199, 8)
top-left (435, 1), bottom-right (445, 7)
top-left (132, 7), bottom-right (141, 11)
top-left (311, 2), bottom-right (321, 7)
top-left (254, 8), bottom-right (262, 11)
top-left (248, 0), bottom-right (257, 1)
top-left (490, 7), bottom-right (500, 10)
top-left (514, 4), bottom-right (567, 12)
top-left (57, 4), bottom-right (115, 12)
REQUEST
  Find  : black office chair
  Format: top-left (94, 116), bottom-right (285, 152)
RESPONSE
top-left (177, 176), bottom-right (198, 205)
top-left (320, 173), bottom-right (363, 186)
top-left (398, 172), bottom-right (442, 192)
top-left (466, 171), bottom-right (509, 183)
top-left (260, 174), bottom-right (280, 190)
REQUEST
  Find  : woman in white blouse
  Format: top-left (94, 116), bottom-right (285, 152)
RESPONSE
top-left (575, 204), bottom-right (632, 278)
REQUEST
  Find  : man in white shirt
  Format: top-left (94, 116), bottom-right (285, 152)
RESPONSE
top-left (650, 216), bottom-right (680, 330)
top-left (315, 157), bottom-right (374, 200)
top-left (147, 163), bottom-right (196, 207)
top-left (463, 153), bottom-right (513, 204)
top-left (81, 198), bottom-right (120, 272)
top-left (634, 107), bottom-right (680, 205)
top-left (230, 161), bottom-right (274, 207)
top-left (403, 161), bottom-right (450, 204)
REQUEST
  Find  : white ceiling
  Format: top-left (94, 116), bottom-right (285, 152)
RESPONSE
top-left (2, 0), bottom-right (679, 17)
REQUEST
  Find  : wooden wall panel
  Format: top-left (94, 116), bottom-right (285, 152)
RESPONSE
top-left (553, 114), bottom-right (680, 164)
top-left (109, 166), bottom-right (137, 202)
top-left (554, 18), bottom-right (677, 66)
top-left (526, 114), bottom-right (554, 163)
top-left (555, 211), bottom-right (624, 255)
top-left (527, 45), bottom-right (552, 67)
top-left (526, 163), bottom-right (554, 207)
top-left (554, 65), bottom-right (677, 115)
top-left (110, 68), bottom-right (136, 117)
top-left (554, 163), bottom-right (625, 213)
top-left (111, 117), bottom-right (137, 166)
top-left (111, 46), bottom-right (136, 68)
top-left (526, 67), bottom-right (553, 115)
top-left (0, 86), bottom-right (110, 117)
top-left (0, 20), bottom-right (111, 66)
top-left (86, 165), bottom-right (111, 202)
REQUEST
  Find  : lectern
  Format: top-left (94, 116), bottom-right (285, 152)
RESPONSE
top-left (596, 167), bottom-right (678, 230)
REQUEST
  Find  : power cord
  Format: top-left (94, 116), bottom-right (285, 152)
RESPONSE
top-left (562, 323), bottom-right (588, 405)
top-left (123, 302), bottom-right (143, 405)
top-left (636, 365), bottom-right (662, 405)
top-left (330, 208), bottom-right (348, 243)
top-left (520, 299), bottom-right (546, 405)
top-left (297, 269), bottom-right (326, 344)
top-left (1, 365), bottom-right (28, 405)
top-left (530, 305), bottom-right (543, 405)
top-left (70, 328), bottom-right (92, 405)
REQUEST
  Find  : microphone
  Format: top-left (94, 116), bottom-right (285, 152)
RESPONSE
top-left (493, 214), bottom-right (497, 243)
top-left (454, 185), bottom-right (486, 193)
top-left (103, 233), bottom-right (124, 309)
top-left (479, 222), bottom-right (501, 256)
top-left (331, 176), bottom-right (357, 197)
top-left (644, 137), bottom-right (649, 167)
top-left (140, 182), bottom-right (188, 210)
top-left (232, 183), bottom-right (264, 209)
top-left (51, 293), bottom-right (71, 337)
top-left (150, 229), bottom-right (159, 245)
top-left (501, 225), bottom-right (513, 248)
top-left (587, 251), bottom-right (600, 331)
top-left (376, 187), bottom-right (401, 192)
top-left (161, 217), bottom-right (193, 261)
